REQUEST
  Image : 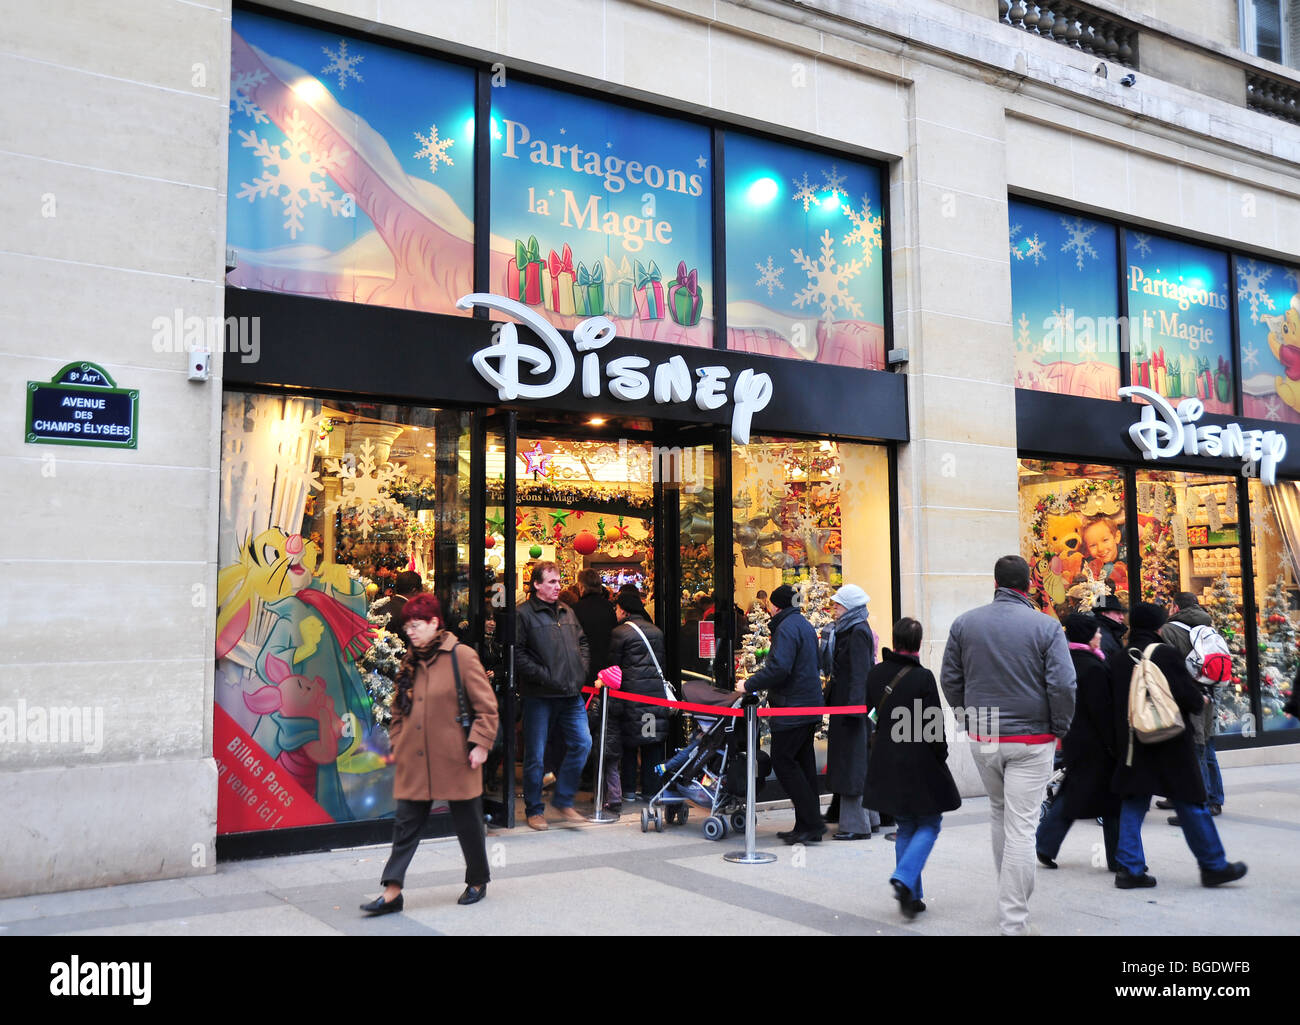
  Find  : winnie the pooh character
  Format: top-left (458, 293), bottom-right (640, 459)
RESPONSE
top-left (1264, 297), bottom-right (1300, 416)
top-left (1040, 512), bottom-right (1084, 607)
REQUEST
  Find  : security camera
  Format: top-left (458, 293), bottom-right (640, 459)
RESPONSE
top-left (1120, 73), bottom-right (1136, 87)
top-left (1095, 62), bottom-right (1107, 78)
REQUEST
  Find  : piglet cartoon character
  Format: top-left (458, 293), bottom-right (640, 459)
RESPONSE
top-left (243, 653), bottom-right (345, 800)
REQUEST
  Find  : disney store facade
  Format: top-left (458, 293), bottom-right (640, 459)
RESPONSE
top-left (216, 7), bottom-right (905, 856)
top-left (1012, 197), bottom-right (1300, 752)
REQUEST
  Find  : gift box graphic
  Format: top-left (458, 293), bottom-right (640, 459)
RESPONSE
top-left (1181, 359), bottom-right (1197, 400)
top-left (1167, 356), bottom-right (1182, 399)
top-left (573, 261), bottom-right (604, 317)
top-left (603, 256), bottom-right (637, 319)
top-left (667, 260), bottom-right (703, 327)
top-left (541, 243), bottom-right (576, 317)
top-left (506, 235), bottom-right (543, 306)
top-left (1135, 356), bottom-right (1150, 389)
top-left (1215, 356), bottom-right (1231, 403)
top-left (634, 260), bottom-right (665, 321)
top-left (1198, 356), bottom-right (1212, 400)
top-left (1152, 348), bottom-right (1166, 396)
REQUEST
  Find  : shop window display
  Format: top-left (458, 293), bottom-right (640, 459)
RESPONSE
top-left (1248, 480), bottom-right (1300, 730)
top-left (226, 10), bottom-right (476, 315)
top-left (1018, 460), bottom-right (1129, 616)
top-left (1135, 470), bottom-right (1253, 734)
top-left (732, 438), bottom-right (893, 662)
top-left (1009, 201), bottom-right (1121, 399)
top-left (1237, 255), bottom-right (1300, 424)
top-left (216, 393), bottom-right (470, 834)
top-left (725, 133), bottom-right (887, 368)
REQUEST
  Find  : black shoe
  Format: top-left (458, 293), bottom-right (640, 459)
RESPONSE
top-left (832, 831), bottom-right (871, 841)
top-left (360, 893), bottom-right (404, 915)
top-left (1115, 870), bottom-right (1157, 889)
top-left (885, 831), bottom-right (898, 842)
top-left (891, 879), bottom-right (916, 920)
top-left (1200, 862), bottom-right (1247, 888)
top-left (1210, 804), bottom-right (1222, 816)
top-left (1155, 798), bottom-right (1175, 810)
top-left (1167, 815), bottom-right (1183, 827)
top-left (910, 899), bottom-right (927, 913)
top-left (776, 829), bottom-right (798, 840)
top-left (1036, 852), bottom-right (1058, 869)
top-left (457, 884), bottom-right (487, 906)
top-left (783, 829), bottom-right (825, 845)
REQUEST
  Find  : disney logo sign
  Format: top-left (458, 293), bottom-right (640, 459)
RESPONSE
top-left (1118, 385), bottom-right (1287, 486)
top-left (457, 293), bottom-right (773, 445)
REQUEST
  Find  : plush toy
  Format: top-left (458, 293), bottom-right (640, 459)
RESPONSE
top-left (1081, 515), bottom-right (1128, 592)
top-left (1045, 513), bottom-right (1085, 581)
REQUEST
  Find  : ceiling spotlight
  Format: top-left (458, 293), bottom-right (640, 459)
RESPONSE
top-left (588, 417), bottom-right (606, 426)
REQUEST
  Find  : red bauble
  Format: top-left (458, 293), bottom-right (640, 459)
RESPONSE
top-left (573, 530), bottom-right (599, 555)
top-left (485, 534), bottom-right (496, 549)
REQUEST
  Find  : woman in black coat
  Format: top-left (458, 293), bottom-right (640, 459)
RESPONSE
top-left (1106, 603), bottom-right (1246, 889)
top-left (1036, 613), bottom-right (1121, 872)
top-left (863, 618), bottom-right (961, 918)
top-left (607, 591), bottom-right (672, 804)
top-left (820, 584), bottom-right (876, 839)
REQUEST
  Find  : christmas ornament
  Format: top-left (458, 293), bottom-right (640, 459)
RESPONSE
top-left (485, 534), bottom-right (496, 549)
top-left (486, 510), bottom-right (506, 534)
top-left (549, 509), bottom-right (571, 529)
top-left (529, 544), bottom-right (543, 559)
top-left (573, 530), bottom-right (599, 555)
top-left (522, 442), bottom-right (552, 477)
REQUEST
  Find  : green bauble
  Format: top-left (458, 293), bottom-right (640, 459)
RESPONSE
top-left (529, 544), bottom-right (543, 559)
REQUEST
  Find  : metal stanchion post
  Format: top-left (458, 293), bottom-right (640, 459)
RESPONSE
top-left (724, 694), bottom-right (776, 864)
top-left (586, 686), bottom-right (618, 823)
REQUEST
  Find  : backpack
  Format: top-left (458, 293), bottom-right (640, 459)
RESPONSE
top-left (1125, 644), bottom-right (1185, 766)
top-left (1166, 621), bottom-right (1233, 684)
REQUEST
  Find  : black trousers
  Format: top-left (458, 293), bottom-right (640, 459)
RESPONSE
top-left (769, 723), bottom-right (822, 833)
top-left (381, 796), bottom-right (490, 888)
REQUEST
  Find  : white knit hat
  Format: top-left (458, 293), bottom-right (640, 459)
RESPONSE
top-left (832, 584), bottom-right (869, 609)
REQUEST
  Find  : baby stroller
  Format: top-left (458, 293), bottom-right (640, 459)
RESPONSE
top-left (1039, 747), bottom-right (1066, 823)
top-left (643, 677), bottom-right (769, 841)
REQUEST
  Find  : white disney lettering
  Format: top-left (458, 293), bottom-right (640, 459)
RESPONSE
top-left (1118, 385), bottom-right (1287, 485)
top-left (457, 293), bottom-right (772, 444)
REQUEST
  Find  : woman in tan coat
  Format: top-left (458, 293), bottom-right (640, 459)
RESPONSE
top-left (361, 593), bottom-right (499, 913)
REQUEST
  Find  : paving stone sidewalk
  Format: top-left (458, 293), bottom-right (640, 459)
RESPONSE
top-left (2, 764), bottom-right (1296, 936)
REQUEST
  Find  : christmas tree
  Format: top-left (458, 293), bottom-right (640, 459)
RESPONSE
top-left (1207, 572), bottom-right (1251, 733)
top-left (795, 575), bottom-right (837, 635)
top-left (737, 601), bottom-right (772, 680)
top-left (1259, 575), bottom-right (1298, 726)
top-left (359, 603), bottom-right (406, 732)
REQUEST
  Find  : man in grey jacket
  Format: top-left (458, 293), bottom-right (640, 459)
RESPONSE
top-left (941, 555), bottom-right (1075, 936)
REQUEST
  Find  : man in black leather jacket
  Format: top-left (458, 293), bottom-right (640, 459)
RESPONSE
top-left (516, 561), bottom-right (590, 830)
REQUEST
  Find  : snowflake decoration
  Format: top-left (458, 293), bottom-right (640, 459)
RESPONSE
top-left (1257, 513), bottom-right (1277, 537)
top-left (1059, 216), bottom-right (1099, 270)
top-left (323, 439), bottom-right (407, 539)
top-left (321, 39), bottom-right (364, 90)
top-left (230, 70), bottom-right (269, 126)
top-left (791, 173), bottom-right (819, 213)
top-left (1287, 268), bottom-right (1300, 293)
top-left (1023, 233), bottom-right (1046, 266)
top-left (840, 194), bottom-right (883, 266)
top-left (1242, 343), bottom-right (1260, 371)
top-left (1263, 396), bottom-right (1283, 421)
top-left (236, 110), bottom-right (350, 239)
top-left (790, 230), bottom-right (863, 322)
top-left (819, 164), bottom-right (847, 201)
top-left (1237, 259), bottom-right (1275, 324)
top-left (1016, 312), bottom-right (1033, 351)
top-left (1132, 233), bottom-right (1152, 259)
top-left (754, 256), bottom-right (785, 297)
top-left (1008, 222), bottom-right (1023, 261)
top-left (413, 123), bottom-right (455, 175)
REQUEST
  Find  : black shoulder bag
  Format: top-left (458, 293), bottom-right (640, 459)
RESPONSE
top-left (446, 643), bottom-right (473, 750)
top-left (868, 665), bottom-right (914, 730)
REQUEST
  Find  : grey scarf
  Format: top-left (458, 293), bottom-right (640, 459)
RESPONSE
top-left (821, 604), bottom-right (869, 675)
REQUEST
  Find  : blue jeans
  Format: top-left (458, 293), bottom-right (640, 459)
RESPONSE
top-left (1116, 796), bottom-right (1229, 876)
top-left (891, 814), bottom-right (942, 901)
top-left (522, 696), bottom-right (592, 817)
top-left (1036, 794), bottom-right (1118, 870)
top-left (1199, 741), bottom-right (1224, 807)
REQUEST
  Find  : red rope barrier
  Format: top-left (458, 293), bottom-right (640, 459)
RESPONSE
top-left (580, 686), bottom-right (869, 718)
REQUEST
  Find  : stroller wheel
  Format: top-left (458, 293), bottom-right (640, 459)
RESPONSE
top-left (677, 805), bottom-right (689, 825)
top-left (730, 811), bottom-right (747, 834)
top-left (640, 808), bottom-right (650, 833)
top-left (702, 815), bottom-right (726, 841)
top-left (654, 811), bottom-right (664, 833)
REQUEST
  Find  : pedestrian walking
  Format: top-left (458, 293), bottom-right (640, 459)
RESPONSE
top-left (738, 583), bottom-right (826, 844)
top-left (606, 590), bottom-right (672, 809)
top-left (1157, 592), bottom-right (1225, 821)
top-left (940, 555), bottom-right (1075, 936)
top-left (515, 561), bottom-right (591, 831)
top-left (1092, 593), bottom-right (1128, 659)
top-left (1107, 603), bottom-right (1247, 890)
top-left (1035, 613), bottom-right (1120, 872)
top-left (864, 618), bottom-right (961, 918)
top-left (820, 584), bottom-right (877, 840)
top-left (361, 594), bottom-right (499, 914)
